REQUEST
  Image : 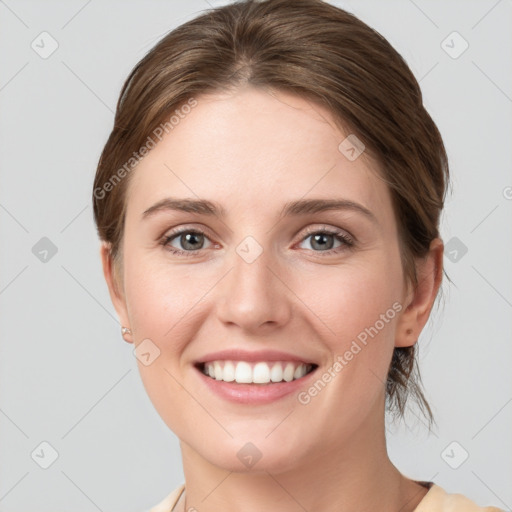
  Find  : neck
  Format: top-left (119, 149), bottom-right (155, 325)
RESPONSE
top-left (179, 400), bottom-right (429, 512)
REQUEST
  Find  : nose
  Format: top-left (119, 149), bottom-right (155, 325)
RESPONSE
top-left (214, 242), bottom-right (293, 333)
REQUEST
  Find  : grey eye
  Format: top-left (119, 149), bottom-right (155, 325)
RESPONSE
top-left (166, 231), bottom-right (212, 251)
top-left (301, 232), bottom-right (342, 251)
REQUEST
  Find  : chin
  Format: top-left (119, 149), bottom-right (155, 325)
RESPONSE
top-left (190, 434), bottom-right (308, 475)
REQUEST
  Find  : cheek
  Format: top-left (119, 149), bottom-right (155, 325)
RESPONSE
top-left (121, 253), bottom-right (207, 435)
top-left (292, 263), bottom-right (403, 431)
top-left (122, 251), bottom-right (201, 354)
top-left (308, 258), bottom-right (402, 340)
top-left (304, 256), bottom-right (404, 395)
top-left (124, 240), bottom-right (193, 305)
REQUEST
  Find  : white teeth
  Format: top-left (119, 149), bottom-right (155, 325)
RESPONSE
top-left (253, 362), bottom-right (271, 383)
top-left (294, 364), bottom-right (307, 379)
top-left (202, 360), bottom-right (313, 384)
top-left (283, 362), bottom-right (295, 382)
top-left (223, 361), bottom-right (235, 382)
top-left (270, 363), bottom-right (283, 382)
top-left (235, 361), bottom-right (252, 383)
top-left (214, 361), bottom-right (223, 380)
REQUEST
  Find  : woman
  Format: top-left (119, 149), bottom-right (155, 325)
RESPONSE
top-left (92, 1), bottom-right (504, 510)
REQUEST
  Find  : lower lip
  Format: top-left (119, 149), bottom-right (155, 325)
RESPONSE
top-left (195, 366), bottom-right (318, 404)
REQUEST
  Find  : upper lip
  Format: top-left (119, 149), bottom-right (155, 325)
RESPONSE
top-left (196, 349), bottom-right (317, 365)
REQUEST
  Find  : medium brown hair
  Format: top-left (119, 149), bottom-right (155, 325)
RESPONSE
top-left (93, 0), bottom-right (449, 426)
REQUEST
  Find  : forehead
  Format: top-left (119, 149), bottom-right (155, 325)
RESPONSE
top-left (126, 86), bottom-right (393, 223)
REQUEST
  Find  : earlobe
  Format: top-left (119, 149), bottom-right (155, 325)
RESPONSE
top-left (100, 242), bottom-right (133, 344)
top-left (395, 238), bottom-right (444, 348)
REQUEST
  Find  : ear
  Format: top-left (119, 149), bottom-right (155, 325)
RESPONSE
top-left (395, 238), bottom-right (444, 347)
top-left (100, 242), bottom-right (133, 344)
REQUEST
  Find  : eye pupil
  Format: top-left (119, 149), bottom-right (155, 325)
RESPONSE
top-left (311, 233), bottom-right (334, 251)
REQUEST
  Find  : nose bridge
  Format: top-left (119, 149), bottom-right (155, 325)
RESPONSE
top-left (214, 236), bottom-right (291, 330)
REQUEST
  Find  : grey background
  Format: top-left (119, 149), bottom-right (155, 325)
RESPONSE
top-left (0, 0), bottom-right (511, 511)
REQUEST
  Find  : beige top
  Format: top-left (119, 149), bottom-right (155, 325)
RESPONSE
top-left (146, 482), bottom-right (506, 512)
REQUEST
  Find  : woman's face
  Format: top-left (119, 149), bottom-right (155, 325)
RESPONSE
top-left (104, 86), bottom-right (423, 472)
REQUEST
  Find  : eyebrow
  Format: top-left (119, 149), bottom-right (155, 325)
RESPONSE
top-left (142, 197), bottom-right (377, 224)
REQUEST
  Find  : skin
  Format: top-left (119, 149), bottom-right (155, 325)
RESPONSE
top-left (101, 85), bottom-right (443, 512)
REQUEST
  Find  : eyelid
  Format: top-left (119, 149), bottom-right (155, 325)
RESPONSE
top-left (297, 224), bottom-right (355, 243)
top-left (161, 223), bottom-right (215, 240)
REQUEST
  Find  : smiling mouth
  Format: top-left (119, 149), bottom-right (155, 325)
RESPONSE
top-left (196, 360), bottom-right (318, 384)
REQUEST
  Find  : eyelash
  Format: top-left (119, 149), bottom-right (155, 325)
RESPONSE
top-left (159, 225), bottom-right (355, 257)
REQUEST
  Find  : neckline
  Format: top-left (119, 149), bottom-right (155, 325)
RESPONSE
top-left (171, 481), bottom-right (436, 511)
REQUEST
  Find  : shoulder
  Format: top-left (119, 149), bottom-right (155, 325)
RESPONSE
top-left (414, 484), bottom-right (505, 512)
top-left (144, 483), bottom-right (185, 512)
